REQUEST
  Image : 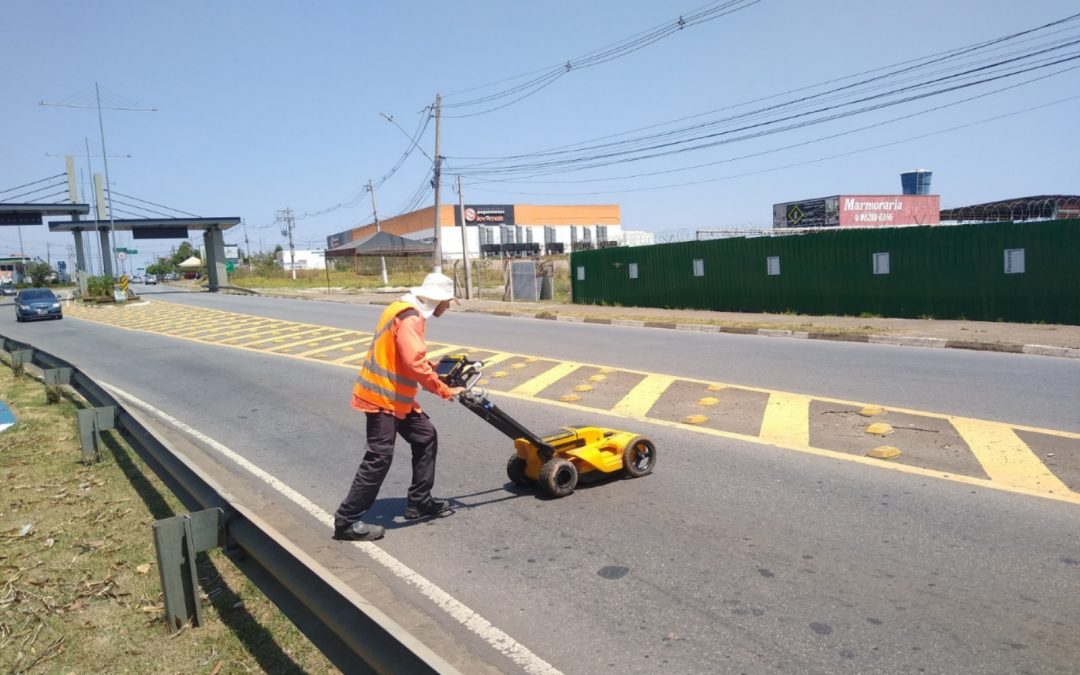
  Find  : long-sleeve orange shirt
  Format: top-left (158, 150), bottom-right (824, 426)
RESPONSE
top-left (351, 309), bottom-right (453, 416)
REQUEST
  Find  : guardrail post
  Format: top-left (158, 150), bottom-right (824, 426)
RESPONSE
top-left (76, 406), bottom-right (116, 464)
top-left (43, 367), bottom-right (72, 403)
top-left (152, 508), bottom-right (226, 632)
top-left (11, 349), bottom-right (32, 377)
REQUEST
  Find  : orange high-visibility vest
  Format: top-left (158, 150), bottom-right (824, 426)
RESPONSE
top-left (352, 301), bottom-right (421, 417)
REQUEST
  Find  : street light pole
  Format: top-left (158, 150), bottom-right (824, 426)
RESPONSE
top-left (94, 82), bottom-right (118, 275)
top-left (431, 93), bottom-right (443, 273)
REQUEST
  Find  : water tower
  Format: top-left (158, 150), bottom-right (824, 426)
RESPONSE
top-left (901, 169), bottom-right (933, 195)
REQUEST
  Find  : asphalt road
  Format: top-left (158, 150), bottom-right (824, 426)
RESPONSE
top-left (3, 290), bottom-right (1079, 674)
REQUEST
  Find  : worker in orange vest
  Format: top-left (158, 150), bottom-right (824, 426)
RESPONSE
top-left (333, 272), bottom-right (464, 541)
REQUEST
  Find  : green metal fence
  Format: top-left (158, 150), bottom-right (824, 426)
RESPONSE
top-left (570, 220), bottom-right (1080, 325)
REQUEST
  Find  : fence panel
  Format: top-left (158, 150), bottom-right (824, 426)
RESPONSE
top-left (570, 220), bottom-right (1080, 324)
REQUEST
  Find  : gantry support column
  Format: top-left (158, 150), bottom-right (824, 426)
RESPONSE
top-left (203, 226), bottom-right (228, 291)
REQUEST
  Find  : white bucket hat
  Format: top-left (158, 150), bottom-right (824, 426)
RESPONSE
top-left (411, 272), bottom-right (455, 302)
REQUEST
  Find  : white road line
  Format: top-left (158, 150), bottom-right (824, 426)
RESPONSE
top-left (100, 382), bottom-right (561, 675)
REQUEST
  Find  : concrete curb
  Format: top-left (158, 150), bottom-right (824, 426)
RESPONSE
top-left (463, 309), bottom-right (1080, 359)
top-left (244, 291), bottom-right (1080, 360)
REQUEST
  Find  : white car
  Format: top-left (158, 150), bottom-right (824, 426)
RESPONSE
top-left (145, 274), bottom-right (158, 285)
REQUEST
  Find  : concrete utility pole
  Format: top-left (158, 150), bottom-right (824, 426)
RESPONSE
top-left (457, 175), bottom-right (472, 299)
top-left (367, 179), bottom-right (389, 286)
top-left (431, 94), bottom-right (443, 273)
top-left (242, 218), bottom-right (252, 270)
top-left (277, 208), bottom-right (296, 280)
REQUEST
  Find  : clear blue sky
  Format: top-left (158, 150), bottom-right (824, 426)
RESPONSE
top-left (3, 0), bottom-right (1077, 270)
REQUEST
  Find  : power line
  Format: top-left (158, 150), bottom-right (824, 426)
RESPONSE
top-left (447, 14), bottom-right (1080, 176)
top-left (449, 38), bottom-right (1080, 177)
top-left (465, 94), bottom-right (1080, 197)
top-left (441, 0), bottom-right (762, 117)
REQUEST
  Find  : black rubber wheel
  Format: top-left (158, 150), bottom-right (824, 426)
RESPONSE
top-left (506, 455), bottom-right (529, 486)
top-left (622, 436), bottom-right (657, 478)
top-left (538, 458), bottom-right (578, 498)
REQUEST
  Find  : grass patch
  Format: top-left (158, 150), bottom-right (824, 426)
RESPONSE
top-left (0, 361), bottom-right (338, 674)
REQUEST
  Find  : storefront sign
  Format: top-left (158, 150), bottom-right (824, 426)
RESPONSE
top-left (838, 195), bottom-right (940, 226)
top-left (455, 204), bottom-right (515, 226)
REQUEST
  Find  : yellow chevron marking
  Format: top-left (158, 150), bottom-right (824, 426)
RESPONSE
top-left (611, 374), bottom-right (675, 418)
top-left (951, 417), bottom-right (1071, 494)
top-left (511, 362), bottom-right (581, 397)
top-left (759, 392), bottom-right (811, 447)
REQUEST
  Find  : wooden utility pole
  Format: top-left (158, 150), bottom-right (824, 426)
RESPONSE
top-left (367, 179), bottom-right (389, 286)
top-left (457, 175), bottom-right (472, 299)
top-left (431, 94), bottom-right (443, 273)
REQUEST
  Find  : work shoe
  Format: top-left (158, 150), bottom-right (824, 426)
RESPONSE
top-left (333, 521), bottom-right (385, 541)
top-left (404, 499), bottom-right (450, 520)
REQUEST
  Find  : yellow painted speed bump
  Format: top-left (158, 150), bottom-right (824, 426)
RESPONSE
top-left (697, 397), bottom-right (719, 406)
top-left (707, 383), bottom-right (726, 392)
top-left (574, 384), bottom-right (594, 392)
top-left (560, 393), bottom-right (581, 402)
top-left (682, 414), bottom-right (709, 425)
top-left (589, 374), bottom-right (607, 382)
top-left (492, 371), bottom-right (508, 378)
top-left (511, 362), bottom-right (526, 369)
top-left (868, 445), bottom-right (902, 460)
top-left (860, 405), bottom-right (886, 417)
top-left (598, 367), bottom-right (615, 374)
top-left (866, 422), bottom-right (894, 436)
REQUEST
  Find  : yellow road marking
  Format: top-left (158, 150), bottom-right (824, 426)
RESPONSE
top-left (425, 345), bottom-right (464, 360)
top-left (295, 336), bottom-right (372, 358)
top-left (611, 374), bottom-right (675, 417)
top-left (267, 329), bottom-right (353, 352)
top-left (66, 299), bottom-right (1080, 506)
top-left (759, 392), bottom-right (812, 447)
top-left (481, 352), bottom-right (515, 367)
top-left (511, 362), bottom-right (581, 397)
top-left (951, 417), bottom-right (1071, 494)
top-left (242, 326), bottom-right (332, 347)
top-left (332, 350), bottom-right (371, 364)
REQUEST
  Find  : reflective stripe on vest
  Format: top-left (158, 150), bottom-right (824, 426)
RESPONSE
top-left (352, 302), bottom-right (421, 414)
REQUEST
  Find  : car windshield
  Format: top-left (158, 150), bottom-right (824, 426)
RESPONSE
top-left (19, 289), bottom-right (56, 301)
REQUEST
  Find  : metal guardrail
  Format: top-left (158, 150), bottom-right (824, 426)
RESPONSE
top-left (0, 334), bottom-right (459, 675)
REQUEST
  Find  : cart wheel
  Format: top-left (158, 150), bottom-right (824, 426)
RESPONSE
top-left (538, 458), bottom-right (578, 498)
top-left (506, 455), bottom-right (529, 486)
top-left (622, 436), bottom-right (656, 478)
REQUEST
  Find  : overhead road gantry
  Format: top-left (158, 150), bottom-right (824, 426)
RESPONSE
top-left (0, 202), bottom-right (91, 278)
top-left (49, 216), bottom-right (241, 290)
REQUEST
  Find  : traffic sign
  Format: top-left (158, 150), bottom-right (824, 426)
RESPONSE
top-left (117, 252), bottom-right (128, 261)
top-left (115, 247), bottom-right (128, 253)
top-left (225, 261), bottom-right (235, 273)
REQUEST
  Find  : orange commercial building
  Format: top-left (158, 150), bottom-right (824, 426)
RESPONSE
top-left (326, 203), bottom-right (622, 258)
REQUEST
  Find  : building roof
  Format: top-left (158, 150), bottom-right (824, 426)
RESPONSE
top-left (326, 230), bottom-right (434, 258)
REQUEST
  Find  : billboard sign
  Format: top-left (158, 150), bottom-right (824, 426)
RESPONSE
top-left (772, 198), bottom-right (837, 228)
top-left (455, 204), bottom-right (515, 227)
top-left (838, 195), bottom-right (939, 226)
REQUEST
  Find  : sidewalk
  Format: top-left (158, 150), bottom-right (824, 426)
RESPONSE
top-left (230, 286), bottom-right (1080, 359)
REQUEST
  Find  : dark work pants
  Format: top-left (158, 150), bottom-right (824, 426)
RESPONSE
top-left (334, 410), bottom-right (438, 528)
